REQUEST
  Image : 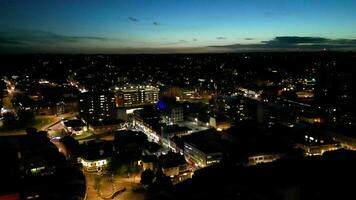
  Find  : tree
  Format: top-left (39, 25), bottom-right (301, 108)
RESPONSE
top-left (2, 110), bottom-right (35, 129)
top-left (144, 170), bottom-right (173, 199)
top-left (11, 93), bottom-right (33, 108)
top-left (18, 109), bottom-right (35, 126)
top-left (2, 112), bottom-right (16, 128)
top-left (140, 169), bottom-right (155, 187)
top-left (60, 136), bottom-right (80, 159)
top-left (149, 170), bottom-right (173, 193)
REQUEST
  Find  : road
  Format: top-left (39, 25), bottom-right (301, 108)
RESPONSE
top-left (40, 113), bottom-right (77, 131)
top-left (0, 113), bottom-right (76, 136)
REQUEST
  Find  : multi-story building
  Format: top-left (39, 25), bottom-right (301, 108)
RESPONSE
top-left (80, 140), bottom-right (112, 172)
top-left (157, 97), bottom-right (184, 125)
top-left (115, 85), bottom-right (159, 107)
top-left (79, 91), bottom-right (117, 121)
top-left (162, 106), bottom-right (184, 125)
top-left (329, 128), bottom-right (356, 150)
top-left (182, 130), bottom-right (223, 168)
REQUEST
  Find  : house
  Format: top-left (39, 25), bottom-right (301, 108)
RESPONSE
top-left (80, 140), bottom-right (113, 172)
top-left (141, 155), bottom-right (159, 171)
top-left (159, 152), bottom-right (186, 177)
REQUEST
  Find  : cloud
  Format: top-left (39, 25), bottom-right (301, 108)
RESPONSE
top-left (95, 46), bottom-right (216, 54)
top-left (216, 37), bottom-right (227, 40)
top-left (0, 30), bottom-right (115, 47)
top-left (72, 36), bottom-right (111, 41)
top-left (128, 17), bottom-right (139, 22)
top-left (209, 36), bottom-right (356, 51)
top-left (153, 22), bottom-right (159, 26)
top-left (159, 40), bottom-right (188, 46)
top-left (263, 36), bottom-right (329, 44)
top-left (2, 34), bottom-right (356, 54)
top-left (0, 38), bottom-right (25, 45)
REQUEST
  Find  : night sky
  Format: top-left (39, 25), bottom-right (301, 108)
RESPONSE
top-left (1, 0), bottom-right (356, 53)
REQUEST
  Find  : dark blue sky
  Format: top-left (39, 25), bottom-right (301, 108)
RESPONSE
top-left (1, 0), bottom-right (356, 53)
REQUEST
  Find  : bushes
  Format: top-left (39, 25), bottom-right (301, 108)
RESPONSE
top-left (2, 110), bottom-right (35, 129)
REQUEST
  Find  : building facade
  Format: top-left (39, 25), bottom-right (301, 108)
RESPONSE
top-left (115, 85), bottom-right (159, 107)
top-left (79, 91), bottom-right (117, 120)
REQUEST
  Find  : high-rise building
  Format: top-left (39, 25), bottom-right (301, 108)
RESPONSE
top-left (79, 91), bottom-right (117, 121)
top-left (315, 62), bottom-right (356, 127)
top-left (115, 85), bottom-right (159, 107)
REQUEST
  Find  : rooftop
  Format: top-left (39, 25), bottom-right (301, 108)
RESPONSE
top-left (163, 125), bottom-right (191, 134)
top-left (63, 119), bottom-right (86, 128)
top-left (81, 140), bottom-right (113, 161)
top-left (182, 129), bottom-right (223, 154)
top-left (159, 151), bottom-right (186, 168)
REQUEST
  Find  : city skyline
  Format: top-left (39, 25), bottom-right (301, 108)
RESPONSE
top-left (1, 1), bottom-right (356, 199)
top-left (1, 0), bottom-right (356, 53)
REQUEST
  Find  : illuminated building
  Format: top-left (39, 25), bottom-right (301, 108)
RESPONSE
top-left (296, 90), bottom-right (314, 98)
top-left (80, 158), bottom-right (108, 172)
top-left (209, 115), bottom-right (231, 131)
top-left (157, 98), bottom-right (184, 125)
top-left (79, 91), bottom-right (117, 121)
top-left (247, 153), bottom-right (283, 166)
top-left (237, 86), bottom-right (262, 101)
top-left (133, 107), bottom-right (162, 143)
top-left (160, 152), bottom-right (187, 177)
top-left (182, 89), bottom-right (197, 100)
top-left (182, 130), bottom-right (223, 168)
top-left (63, 119), bottom-right (87, 136)
top-left (141, 155), bottom-right (159, 171)
top-left (298, 111), bottom-right (323, 124)
top-left (294, 134), bottom-right (341, 156)
top-left (161, 106), bottom-right (184, 125)
top-left (330, 130), bottom-right (356, 150)
top-left (0, 80), bottom-right (6, 110)
top-left (80, 140), bottom-right (112, 172)
top-left (87, 118), bottom-right (124, 135)
top-left (114, 85), bottom-right (159, 107)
